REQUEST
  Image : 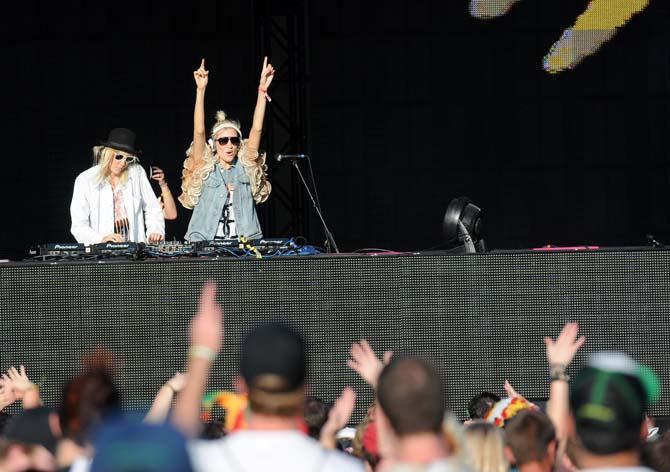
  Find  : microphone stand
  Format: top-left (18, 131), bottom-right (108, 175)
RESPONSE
top-left (291, 160), bottom-right (340, 253)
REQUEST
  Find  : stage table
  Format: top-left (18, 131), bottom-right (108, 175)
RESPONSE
top-left (1, 248), bottom-right (669, 420)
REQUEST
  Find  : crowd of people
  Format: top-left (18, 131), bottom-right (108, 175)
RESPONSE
top-left (0, 282), bottom-right (668, 472)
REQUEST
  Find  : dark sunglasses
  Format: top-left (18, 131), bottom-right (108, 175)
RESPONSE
top-left (216, 137), bottom-right (240, 146)
top-left (114, 154), bottom-right (137, 163)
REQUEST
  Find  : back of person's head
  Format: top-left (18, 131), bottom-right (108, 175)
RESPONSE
top-left (1, 408), bottom-right (60, 472)
top-left (642, 432), bottom-right (670, 472)
top-left (59, 368), bottom-right (120, 445)
top-left (376, 356), bottom-right (445, 437)
top-left (570, 351), bottom-right (659, 456)
top-left (240, 322), bottom-right (307, 417)
top-left (91, 421), bottom-right (192, 472)
top-left (303, 397), bottom-right (331, 439)
top-left (464, 422), bottom-right (508, 472)
top-left (469, 392), bottom-right (501, 420)
top-left (3, 407), bottom-right (60, 455)
top-left (504, 410), bottom-right (556, 467)
top-left (0, 413), bottom-right (11, 435)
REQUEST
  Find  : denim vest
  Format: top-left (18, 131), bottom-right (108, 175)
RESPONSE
top-left (185, 159), bottom-right (262, 241)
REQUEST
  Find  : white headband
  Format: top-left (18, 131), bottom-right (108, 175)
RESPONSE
top-left (211, 122), bottom-right (242, 138)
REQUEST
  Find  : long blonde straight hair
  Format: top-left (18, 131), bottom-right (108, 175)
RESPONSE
top-left (463, 422), bottom-right (509, 472)
top-left (92, 146), bottom-right (138, 185)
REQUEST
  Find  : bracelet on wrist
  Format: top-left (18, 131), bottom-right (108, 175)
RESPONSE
top-left (190, 345), bottom-right (216, 362)
top-left (258, 85), bottom-right (272, 102)
top-left (549, 364), bottom-right (569, 382)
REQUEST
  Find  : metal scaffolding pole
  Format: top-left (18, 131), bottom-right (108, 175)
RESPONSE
top-left (253, 0), bottom-right (309, 239)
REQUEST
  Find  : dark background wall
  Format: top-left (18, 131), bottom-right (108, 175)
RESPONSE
top-left (2, 0), bottom-right (670, 259)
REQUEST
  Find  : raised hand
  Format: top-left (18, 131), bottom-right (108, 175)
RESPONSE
top-left (347, 339), bottom-right (392, 388)
top-left (194, 59), bottom-right (209, 90)
top-left (191, 281), bottom-right (223, 355)
top-left (167, 372), bottom-right (188, 393)
top-left (6, 365), bottom-right (37, 399)
top-left (150, 166), bottom-right (166, 185)
top-left (545, 322), bottom-right (585, 442)
top-left (0, 375), bottom-right (17, 410)
top-left (171, 282), bottom-right (223, 437)
top-left (320, 387), bottom-right (356, 449)
top-left (504, 379), bottom-right (520, 398)
top-left (145, 372), bottom-right (189, 424)
top-left (258, 56), bottom-right (275, 93)
top-left (544, 322), bottom-right (585, 366)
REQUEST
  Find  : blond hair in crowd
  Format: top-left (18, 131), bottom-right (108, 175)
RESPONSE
top-left (464, 422), bottom-right (509, 472)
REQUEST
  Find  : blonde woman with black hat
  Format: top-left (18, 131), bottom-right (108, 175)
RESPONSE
top-left (70, 128), bottom-right (165, 244)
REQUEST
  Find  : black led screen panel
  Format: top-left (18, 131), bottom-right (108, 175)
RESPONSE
top-left (1, 249), bottom-right (669, 421)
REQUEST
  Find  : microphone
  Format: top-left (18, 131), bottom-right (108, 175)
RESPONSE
top-left (275, 153), bottom-right (309, 162)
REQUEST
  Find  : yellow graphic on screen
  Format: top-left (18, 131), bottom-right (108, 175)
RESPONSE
top-left (469, 0), bottom-right (521, 19)
top-left (469, 0), bottom-right (652, 73)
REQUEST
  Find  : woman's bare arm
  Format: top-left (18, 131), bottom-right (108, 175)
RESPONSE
top-left (247, 57), bottom-right (275, 154)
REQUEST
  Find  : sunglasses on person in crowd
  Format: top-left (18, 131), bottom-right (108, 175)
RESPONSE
top-left (115, 154), bottom-right (137, 163)
top-left (216, 137), bottom-right (241, 146)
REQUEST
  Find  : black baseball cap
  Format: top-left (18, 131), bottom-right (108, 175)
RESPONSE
top-left (240, 323), bottom-right (307, 392)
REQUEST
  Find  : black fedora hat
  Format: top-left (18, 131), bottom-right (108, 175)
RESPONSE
top-left (100, 128), bottom-right (142, 155)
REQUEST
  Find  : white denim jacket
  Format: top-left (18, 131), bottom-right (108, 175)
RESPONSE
top-left (70, 164), bottom-right (165, 244)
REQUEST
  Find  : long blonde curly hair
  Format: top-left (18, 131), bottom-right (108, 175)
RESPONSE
top-left (179, 111), bottom-right (271, 209)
